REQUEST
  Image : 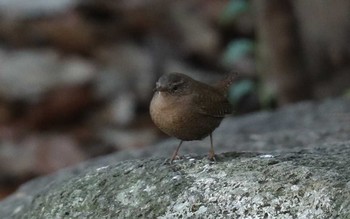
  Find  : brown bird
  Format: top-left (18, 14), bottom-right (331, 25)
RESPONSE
top-left (150, 72), bottom-right (236, 162)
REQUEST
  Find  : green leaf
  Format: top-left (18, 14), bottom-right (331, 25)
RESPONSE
top-left (228, 79), bottom-right (254, 105)
top-left (222, 39), bottom-right (254, 67)
top-left (220, 0), bottom-right (249, 25)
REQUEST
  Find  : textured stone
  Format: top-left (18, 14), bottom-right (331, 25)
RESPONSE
top-left (0, 143), bottom-right (349, 218)
top-left (0, 98), bottom-right (349, 218)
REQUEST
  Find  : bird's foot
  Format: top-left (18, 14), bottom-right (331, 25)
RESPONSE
top-left (162, 155), bottom-right (181, 165)
top-left (208, 152), bottom-right (216, 162)
top-left (162, 158), bottom-right (171, 165)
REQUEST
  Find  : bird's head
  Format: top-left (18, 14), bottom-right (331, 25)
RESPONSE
top-left (154, 73), bottom-right (192, 96)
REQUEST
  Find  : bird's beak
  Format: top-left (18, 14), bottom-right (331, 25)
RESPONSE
top-left (153, 83), bottom-right (167, 92)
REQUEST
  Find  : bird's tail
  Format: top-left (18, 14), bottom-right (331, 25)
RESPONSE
top-left (213, 72), bottom-right (238, 96)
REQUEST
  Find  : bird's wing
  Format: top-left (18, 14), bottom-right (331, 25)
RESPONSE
top-left (193, 85), bottom-right (233, 118)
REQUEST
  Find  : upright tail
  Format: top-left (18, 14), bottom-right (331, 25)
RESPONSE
top-left (213, 72), bottom-right (238, 97)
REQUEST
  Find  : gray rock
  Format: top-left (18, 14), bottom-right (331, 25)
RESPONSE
top-left (1, 143), bottom-right (349, 218)
top-left (0, 0), bottom-right (78, 19)
top-left (0, 49), bottom-right (95, 102)
top-left (0, 98), bottom-right (350, 218)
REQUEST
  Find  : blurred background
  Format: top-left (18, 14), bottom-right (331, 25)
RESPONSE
top-left (0, 0), bottom-right (349, 200)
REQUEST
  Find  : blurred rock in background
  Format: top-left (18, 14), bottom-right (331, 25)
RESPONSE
top-left (0, 0), bottom-right (349, 200)
top-left (254, 0), bottom-right (350, 104)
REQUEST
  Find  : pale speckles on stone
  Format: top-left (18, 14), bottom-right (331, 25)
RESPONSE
top-left (346, 181), bottom-right (350, 189)
top-left (196, 206), bottom-right (208, 214)
top-left (71, 197), bottom-right (84, 207)
top-left (96, 165), bottom-right (109, 171)
top-left (173, 202), bottom-right (188, 212)
top-left (158, 157), bottom-right (342, 219)
top-left (71, 189), bottom-right (83, 197)
top-left (184, 154), bottom-right (194, 159)
top-left (143, 185), bottom-right (156, 193)
top-left (1, 141), bottom-right (350, 218)
top-left (197, 164), bottom-right (214, 174)
top-left (291, 185), bottom-right (300, 191)
top-left (159, 200), bottom-right (209, 219)
top-left (171, 175), bottom-right (182, 181)
top-left (259, 154), bottom-right (274, 158)
top-left (13, 206), bottom-right (23, 214)
top-left (116, 190), bottom-right (139, 207)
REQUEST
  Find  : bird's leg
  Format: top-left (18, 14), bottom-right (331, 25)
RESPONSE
top-left (170, 140), bottom-right (183, 163)
top-left (208, 133), bottom-right (216, 160)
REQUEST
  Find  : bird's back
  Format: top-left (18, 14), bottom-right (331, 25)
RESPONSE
top-left (191, 80), bottom-right (233, 118)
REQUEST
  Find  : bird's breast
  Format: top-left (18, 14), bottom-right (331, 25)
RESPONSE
top-left (150, 92), bottom-right (222, 140)
top-left (150, 92), bottom-right (188, 127)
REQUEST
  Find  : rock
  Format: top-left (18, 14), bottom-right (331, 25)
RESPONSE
top-left (0, 49), bottom-right (95, 102)
top-left (98, 128), bottom-right (158, 150)
top-left (0, 98), bottom-right (349, 218)
top-left (0, 0), bottom-right (78, 19)
top-left (19, 84), bottom-right (96, 130)
top-left (0, 134), bottom-right (86, 184)
top-left (172, 2), bottom-right (220, 60)
top-left (0, 143), bottom-right (349, 218)
top-left (34, 12), bottom-right (96, 55)
top-left (105, 92), bottom-right (137, 126)
top-left (95, 42), bottom-right (155, 102)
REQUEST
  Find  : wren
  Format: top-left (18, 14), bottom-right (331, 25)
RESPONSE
top-left (150, 72), bottom-right (236, 162)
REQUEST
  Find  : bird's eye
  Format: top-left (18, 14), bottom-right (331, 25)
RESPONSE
top-left (172, 85), bottom-right (178, 91)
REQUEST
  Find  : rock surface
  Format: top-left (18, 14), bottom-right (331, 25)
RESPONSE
top-left (0, 98), bottom-right (349, 218)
